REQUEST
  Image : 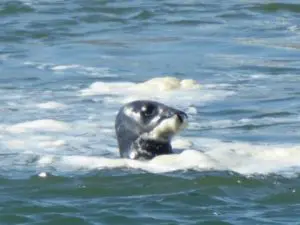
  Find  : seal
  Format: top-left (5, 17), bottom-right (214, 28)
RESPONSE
top-left (115, 100), bottom-right (188, 160)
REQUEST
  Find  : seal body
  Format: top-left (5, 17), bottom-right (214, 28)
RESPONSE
top-left (115, 100), bottom-right (188, 160)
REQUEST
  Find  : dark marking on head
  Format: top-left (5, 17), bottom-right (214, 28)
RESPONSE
top-left (115, 100), bottom-right (188, 160)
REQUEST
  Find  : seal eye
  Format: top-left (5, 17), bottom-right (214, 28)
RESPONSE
top-left (141, 104), bottom-right (156, 117)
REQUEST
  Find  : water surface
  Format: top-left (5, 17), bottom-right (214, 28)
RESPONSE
top-left (1, 0), bottom-right (300, 224)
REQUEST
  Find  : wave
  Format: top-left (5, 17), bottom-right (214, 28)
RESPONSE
top-left (32, 140), bottom-right (300, 177)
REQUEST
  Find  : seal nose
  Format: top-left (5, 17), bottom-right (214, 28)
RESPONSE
top-left (176, 111), bottom-right (188, 123)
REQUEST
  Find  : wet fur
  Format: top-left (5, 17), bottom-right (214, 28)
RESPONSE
top-left (115, 100), bottom-right (187, 160)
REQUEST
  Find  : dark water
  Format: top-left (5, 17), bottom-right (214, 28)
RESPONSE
top-left (1, 0), bottom-right (300, 224)
top-left (1, 172), bottom-right (299, 225)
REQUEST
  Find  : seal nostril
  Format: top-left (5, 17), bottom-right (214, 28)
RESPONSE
top-left (177, 114), bottom-right (183, 123)
top-left (176, 112), bottom-right (187, 123)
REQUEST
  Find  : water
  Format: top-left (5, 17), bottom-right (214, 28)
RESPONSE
top-left (1, 0), bottom-right (300, 224)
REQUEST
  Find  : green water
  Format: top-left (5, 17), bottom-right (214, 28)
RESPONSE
top-left (1, 172), bottom-right (299, 224)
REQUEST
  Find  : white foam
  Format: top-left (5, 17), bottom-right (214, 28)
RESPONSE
top-left (80, 81), bottom-right (135, 96)
top-left (189, 116), bottom-right (300, 130)
top-left (80, 77), bottom-right (234, 108)
top-left (37, 101), bottom-right (67, 109)
top-left (190, 138), bottom-right (300, 176)
top-left (37, 140), bottom-right (66, 148)
top-left (37, 155), bottom-right (125, 170)
top-left (186, 106), bottom-right (197, 115)
top-left (3, 135), bottom-right (66, 151)
top-left (38, 172), bottom-right (47, 178)
top-left (6, 120), bottom-right (70, 133)
top-left (51, 64), bottom-right (115, 77)
top-left (38, 155), bottom-right (55, 166)
top-left (24, 61), bottom-right (117, 77)
top-left (80, 77), bottom-right (200, 96)
top-left (34, 138), bottom-right (300, 177)
top-left (137, 77), bottom-right (201, 91)
top-left (4, 140), bottom-right (27, 149)
top-left (51, 64), bottom-right (80, 71)
top-left (172, 138), bottom-right (193, 149)
top-left (144, 150), bottom-right (221, 173)
top-left (2, 70), bottom-right (297, 178)
top-left (36, 150), bottom-right (219, 174)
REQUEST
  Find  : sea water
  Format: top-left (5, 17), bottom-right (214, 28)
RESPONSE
top-left (1, 0), bottom-right (300, 224)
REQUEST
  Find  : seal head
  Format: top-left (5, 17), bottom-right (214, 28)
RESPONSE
top-left (115, 100), bottom-right (188, 160)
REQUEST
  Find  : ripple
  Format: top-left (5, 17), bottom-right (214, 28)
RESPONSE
top-left (251, 112), bottom-right (295, 119)
top-left (1, 173), bottom-right (298, 224)
top-left (0, 214), bottom-right (32, 224)
top-left (258, 188), bottom-right (299, 205)
top-left (41, 215), bottom-right (90, 225)
top-left (252, 3), bottom-right (300, 13)
top-left (1, 0), bottom-right (300, 223)
top-left (130, 9), bottom-right (154, 20)
top-left (6, 119), bottom-right (71, 133)
top-left (0, 1), bottom-right (34, 16)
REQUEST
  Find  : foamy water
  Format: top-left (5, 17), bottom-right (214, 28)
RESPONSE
top-left (3, 1), bottom-right (300, 224)
top-left (31, 138), bottom-right (300, 176)
top-left (24, 61), bottom-right (117, 78)
top-left (0, 75), bottom-right (299, 177)
top-left (79, 77), bottom-right (235, 110)
top-left (6, 119), bottom-right (71, 133)
top-left (37, 101), bottom-right (67, 109)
